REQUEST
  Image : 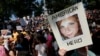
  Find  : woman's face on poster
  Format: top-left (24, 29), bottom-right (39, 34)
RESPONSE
top-left (59, 16), bottom-right (79, 39)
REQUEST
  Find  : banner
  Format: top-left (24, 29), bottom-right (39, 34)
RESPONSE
top-left (47, 2), bottom-right (92, 51)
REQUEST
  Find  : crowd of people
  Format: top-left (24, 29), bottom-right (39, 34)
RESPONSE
top-left (0, 9), bottom-right (100, 56)
top-left (0, 14), bottom-right (58, 56)
top-left (86, 9), bottom-right (100, 56)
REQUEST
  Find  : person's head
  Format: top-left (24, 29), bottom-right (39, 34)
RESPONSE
top-left (13, 29), bottom-right (17, 33)
top-left (57, 14), bottom-right (82, 39)
top-left (36, 33), bottom-right (46, 44)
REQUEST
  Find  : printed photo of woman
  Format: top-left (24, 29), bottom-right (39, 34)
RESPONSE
top-left (56, 14), bottom-right (83, 40)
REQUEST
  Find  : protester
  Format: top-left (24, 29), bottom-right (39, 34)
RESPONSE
top-left (58, 47), bottom-right (96, 56)
top-left (0, 37), bottom-right (7, 56)
top-left (8, 42), bottom-right (16, 56)
top-left (35, 33), bottom-right (47, 56)
top-left (15, 33), bottom-right (29, 56)
top-left (12, 30), bottom-right (19, 43)
top-left (0, 8), bottom-right (100, 56)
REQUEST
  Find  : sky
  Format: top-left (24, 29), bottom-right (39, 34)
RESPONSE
top-left (10, 14), bottom-right (17, 21)
top-left (35, 0), bottom-right (42, 4)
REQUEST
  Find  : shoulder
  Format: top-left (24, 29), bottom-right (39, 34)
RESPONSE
top-left (87, 50), bottom-right (96, 56)
top-left (35, 44), bottom-right (39, 50)
top-left (71, 50), bottom-right (96, 56)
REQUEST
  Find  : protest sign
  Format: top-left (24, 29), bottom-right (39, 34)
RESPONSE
top-left (1, 29), bottom-right (8, 35)
top-left (47, 2), bottom-right (92, 51)
top-left (1, 29), bottom-right (12, 38)
top-left (16, 26), bottom-right (23, 30)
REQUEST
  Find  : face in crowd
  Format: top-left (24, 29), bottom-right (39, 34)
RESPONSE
top-left (57, 14), bottom-right (82, 39)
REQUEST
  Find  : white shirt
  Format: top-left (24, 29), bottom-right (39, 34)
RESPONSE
top-left (35, 43), bottom-right (47, 56)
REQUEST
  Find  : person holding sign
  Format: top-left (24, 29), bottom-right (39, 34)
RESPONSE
top-left (58, 47), bottom-right (96, 56)
top-left (47, 2), bottom-right (94, 56)
top-left (57, 14), bottom-right (96, 56)
top-left (0, 37), bottom-right (7, 56)
top-left (57, 14), bottom-right (82, 39)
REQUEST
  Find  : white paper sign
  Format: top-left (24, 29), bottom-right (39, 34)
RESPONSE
top-left (47, 2), bottom-right (93, 51)
top-left (16, 26), bottom-right (23, 30)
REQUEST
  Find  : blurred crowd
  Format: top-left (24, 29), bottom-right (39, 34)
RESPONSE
top-left (0, 9), bottom-right (100, 56)
top-left (86, 9), bottom-right (100, 56)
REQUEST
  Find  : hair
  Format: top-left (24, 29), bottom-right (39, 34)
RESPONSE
top-left (16, 33), bottom-right (25, 43)
top-left (36, 33), bottom-right (46, 43)
top-left (0, 36), bottom-right (4, 45)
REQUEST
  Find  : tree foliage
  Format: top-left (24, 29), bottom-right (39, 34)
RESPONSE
top-left (0, 0), bottom-right (100, 21)
top-left (33, 0), bottom-right (44, 16)
top-left (45, 0), bottom-right (71, 14)
top-left (84, 0), bottom-right (100, 9)
top-left (45, 0), bottom-right (100, 14)
top-left (0, 0), bottom-right (44, 21)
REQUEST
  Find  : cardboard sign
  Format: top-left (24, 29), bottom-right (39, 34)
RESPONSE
top-left (1, 29), bottom-right (12, 38)
top-left (47, 2), bottom-right (92, 51)
top-left (1, 29), bottom-right (8, 35)
top-left (16, 26), bottom-right (23, 30)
